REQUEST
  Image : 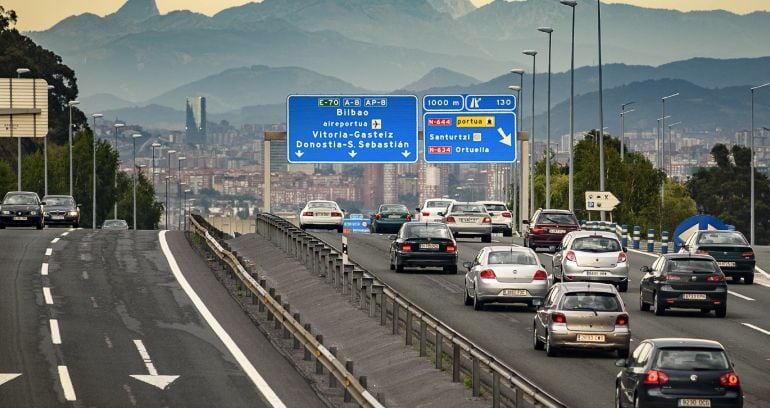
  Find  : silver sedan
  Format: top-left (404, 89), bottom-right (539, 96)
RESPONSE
top-left (552, 231), bottom-right (630, 292)
top-left (463, 246), bottom-right (551, 310)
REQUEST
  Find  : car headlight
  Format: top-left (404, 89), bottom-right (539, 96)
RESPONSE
top-left (30, 211), bottom-right (38, 215)
top-left (1, 210), bottom-right (9, 215)
top-left (68, 211), bottom-right (79, 216)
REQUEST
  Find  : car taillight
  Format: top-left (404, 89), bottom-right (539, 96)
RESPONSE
top-left (401, 242), bottom-right (412, 251)
top-left (422, 211), bottom-right (430, 216)
top-left (331, 212), bottom-right (342, 217)
top-left (480, 269), bottom-right (496, 279)
top-left (405, 214), bottom-right (412, 220)
top-left (446, 244), bottom-right (456, 252)
top-left (720, 372), bottom-right (740, 387)
top-left (532, 228), bottom-right (545, 234)
top-left (502, 212), bottom-right (511, 218)
top-left (302, 211), bottom-right (313, 216)
top-left (644, 370), bottom-right (669, 385)
top-left (707, 275), bottom-right (725, 282)
top-left (565, 251), bottom-right (576, 262)
top-left (741, 252), bottom-right (754, 259)
top-left (533, 270), bottom-right (547, 280)
top-left (551, 313), bottom-right (566, 324)
top-left (615, 314), bottom-right (629, 326)
top-left (446, 216), bottom-right (456, 223)
top-left (664, 275), bottom-right (681, 281)
top-left (618, 252), bottom-right (627, 263)
top-left (696, 250), bottom-right (709, 255)
top-left (376, 214), bottom-right (382, 219)
top-left (482, 217), bottom-right (492, 224)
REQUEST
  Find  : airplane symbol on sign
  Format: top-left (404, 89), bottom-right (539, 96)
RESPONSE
top-left (469, 98), bottom-right (481, 109)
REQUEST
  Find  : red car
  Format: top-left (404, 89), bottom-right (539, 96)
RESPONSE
top-left (523, 209), bottom-right (580, 252)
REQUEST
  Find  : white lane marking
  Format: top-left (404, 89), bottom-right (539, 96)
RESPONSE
top-left (90, 297), bottom-right (99, 308)
top-left (45, 248), bottom-right (52, 256)
top-left (104, 335), bottom-right (113, 349)
top-left (61, 231), bottom-right (69, 237)
top-left (0, 373), bottom-right (22, 386)
top-left (50, 319), bottom-right (62, 344)
top-left (51, 238), bottom-right (60, 244)
top-left (82, 271), bottom-right (89, 280)
top-left (742, 323), bottom-right (770, 336)
top-left (133, 340), bottom-right (158, 375)
top-left (757, 281), bottom-right (770, 288)
top-left (57, 366), bottom-right (77, 401)
top-left (158, 231), bottom-right (287, 407)
top-left (41, 263), bottom-right (49, 276)
top-left (728, 291), bottom-right (755, 301)
top-left (756, 266), bottom-right (770, 279)
top-left (43, 287), bottom-right (53, 305)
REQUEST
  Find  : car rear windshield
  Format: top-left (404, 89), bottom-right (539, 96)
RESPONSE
top-left (426, 201), bottom-right (452, 208)
top-left (308, 202), bottom-right (337, 209)
top-left (537, 213), bottom-right (576, 225)
top-left (44, 197), bottom-right (74, 206)
top-left (572, 237), bottom-right (621, 252)
top-left (404, 225), bottom-right (451, 239)
top-left (484, 204), bottom-right (507, 211)
top-left (560, 292), bottom-right (622, 312)
top-left (668, 259), bottom-right (718, 273)
top-left (487, 251), bottom-right (538, 265)
top-left (653, 348), bottom-right (730, 370)
top-left (451, 204), bottom-right (486, 213)
top-left (380, 205), bottom-right (407, 212)
top-left (697, 232), bottom-right (748, 245)
top-left (3, 194), bottom-right (37, 205)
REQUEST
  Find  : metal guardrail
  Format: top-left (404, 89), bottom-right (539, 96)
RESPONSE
top-left (189, 214), bottom-right (383, 408)
top-left (253, 213), bottom-right (567, 408)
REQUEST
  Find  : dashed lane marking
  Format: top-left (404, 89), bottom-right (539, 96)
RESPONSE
top-left (41, 263), bottom-right (49, 276)
top-left (51, 238), bottom-right (59, 244)
top-left (50, 319), bottom-right (61, 344)
top-left (45, 248), bottom-right (52, 256)
top-left (57, 366), bottom-right (77, 401)
top-left (43, 287), bottom-right (53, 305)
top-left (742, 323), bottom-right (770, 336)
top-left (728, 291), bottom-right (755, 301)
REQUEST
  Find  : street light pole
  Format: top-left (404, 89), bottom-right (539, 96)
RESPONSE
top-left (16, 68), bottom-right (30, 191)
top-left (597, 0), bottom-right (607, 221)
top-left (522, 50), bottom-right (537, 213)
top-left (112, 123), bottom-right (124, 219)
top-left (667, 121), bottom-right (682, 178)
top-left (660, 93), bottom-right (679, 208)
top-left (179, 181), bottom-right (187, 230)
top-left (165, 150), bottom-right (176, 229)
top-left (45, 84), bottom-right (54, 196)
top-left (184, 189), bottom-right (191, 231)
top-left (750, 83), bottom-right (770, 246)
top-left (68, 100), bottom-right (80, 196)
top-left (131, 133), bottom-right (142, 230)
top-left (509, 81), bottom-right (523, 232)
top-left (561, 0), bottom-right (577, 213)
top-left (538, 27), bottom-right (554, 208)
top-left (177, 156), bottom-right (186, 230)
top-left (92, 113), bottom-right (103, 229)
top-left (620, 101), bottom-right (635, 161)
top-left (151, 142), bottom-right (161, 191)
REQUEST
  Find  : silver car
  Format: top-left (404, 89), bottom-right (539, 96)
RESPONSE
top-left (480, 201), bottom-right (514, 237)
top-left (552, 231), bottom-right (630, 292)
top-left (533, 282), bottom-right (631, 357)
top-left (441, 201), bottom-right (493, 242)
top-left (463, 246), bottom-right (550, 310)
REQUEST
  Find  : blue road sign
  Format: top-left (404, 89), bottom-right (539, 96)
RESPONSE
top-left (465, 95), bottom-right (516, 111)
top-left (343, 218), bottom-right (371, 234)
top-left (423, 95), bottom-right (465, 111)
top-left (423, 111), bottom-right (517, 163)
top-left (287, 95), bottom-right (418, 163)
top-left (673, 214), bottom-right (730, 252)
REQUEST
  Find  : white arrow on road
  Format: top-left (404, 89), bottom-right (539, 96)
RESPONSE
top-left (0, 373), bottom-right (21, 387)
top-left (497, 127), bottom-right (512, 146)
top-left (130, 340), bottom-right (179, 390)
top-left (348, 150), bottom-right (358, 158)
top-left (295, 150), bottom-right (304, 158)
top-left (401, 150), bottom-right (411, 158)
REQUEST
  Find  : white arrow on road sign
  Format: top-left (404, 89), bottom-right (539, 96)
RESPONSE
top-left (0, 373), bottom-right (21, 387)
top-left (130, 340), bottom-right (179, 390)
top-left (294, 150), bottom-right (304, 158)
top-left (348, 150), bottom-right (357, 158)
top-left (497, 127), bottom-right (512, 146)
top-left (401, 150), bottom-right (411, 158)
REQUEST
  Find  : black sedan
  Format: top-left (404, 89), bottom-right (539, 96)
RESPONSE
top-left (43, 195), bottom-right (80, 228)
top-left (389, 222), bottom-right (458, 274)
top-left (639, 254), bottom-right (728, 317)
top-left (681, 230), bottom-right (755, 284)
top-left (0, 191), bottom-right (45, 230)
top-left (615, 338), bottom-right (742, 408)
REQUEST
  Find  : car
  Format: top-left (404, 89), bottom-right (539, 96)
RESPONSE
top-left (441, 201), bottom-right (493, 242)
top-left (298, 200), bottom-right (345, 233)
top-left (463, 246), bottom-right (550, 310)
top-left (680, 230), bottom-right (755, 284)
top-left (388, 222), bottom-right (458, 274)
top-left (533, 282), bottom-right (630, 358)
top-left (0, 191), bottom-right (45, 230)
top-left (101, 219), bottom-right (129, 230)
top-left (370, 204), bottom-right (412, 233)
top-left (480, 201), bottom-right (514, 237)
top-left (639, 253), bottom-right (728, 317)
top-left (42, 195), bottom-right (80, 228)
top-left (615, 338), bottom-right (742, 408)
top-left (415, 198), bottom-right (455, 223)
top-left (552, 231), bottom-right (630, 292)
top-left (523, 208), bottom-right (580, 252)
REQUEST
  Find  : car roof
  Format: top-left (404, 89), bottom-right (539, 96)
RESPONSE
top-left (645, 338), bottom-right (725, 349)
top-left (307, 200), bottom-right (337, 203)
top-left (43, 195), bottom-right (74, 198)
top-left (553, 282), bottom-right (618, 293)
top-left (660, 253), bottom-right (714, 260)
top-left (484, 246), bottom-right (532, 252)
top-left (480, 201), bottom-right (505, 205)
top-left (405, 222), bottom-right (447, 227)
top-left (5, 191), bottom-right (38, 195)
top-left (566, 231), bottom-right (619, 239)
top-left (537, 209), bottom-right (574, 214)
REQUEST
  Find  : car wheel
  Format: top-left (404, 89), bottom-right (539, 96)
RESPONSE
top-left (533, 324), bottom-right (544, 350)
top-left (617, 281), bottom-right (628, 293)
top-left (300, 224), bottom-right (306, 231)
top-left (444, 265), bottom-right (457, 274)
top-left (715, 305), bottom-right (727, 318)
top-left (653, 292), bottom-right (665, 316)
top-left (72, 222), bottom-right (79, 228)
top-left (472, 289), bottom-right (484, 311)
top-left (0, 224), bottom-right (4, 229)
top-left (545, 331), bottom-right (558, 357)
top-left (389, 253), bottom-right (395, 270)
top-left (634, 394), bottom-right (642, 408)
top-left (503, 228), bottom-right (513, 237)
top-left (395, 256), bottom-right (404, 273)
top-left (337, 225), bottom-right (343, 233)
top-left (464, 286), bottom-right (473, 306)
top-left (744, 272), bottom-right (754, 285)
top-left (614, 385), bottom-right (622, 408)
top-left (639, 289), bottom-right (650, 311)
top-left (36, 221), bottom-right (44, 230)
top-left (481, 234), bottom-right (492, 243)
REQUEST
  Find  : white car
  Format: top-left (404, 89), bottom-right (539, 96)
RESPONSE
top-left (415, 198), bottom-right (455, 223)
top-left (480, 201), bottom-right (514, 237)
top-left (299, 200), bottom-right (345, 232)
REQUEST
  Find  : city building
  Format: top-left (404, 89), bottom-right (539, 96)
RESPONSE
top-left (185, 96), bottom-right (207, 146)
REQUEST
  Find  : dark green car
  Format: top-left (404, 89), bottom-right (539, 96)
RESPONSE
top-left (370, 204), bottom-right (413, 233)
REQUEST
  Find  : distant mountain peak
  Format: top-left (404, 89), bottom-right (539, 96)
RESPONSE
top-left (112, 0), bottom-right (159, 22)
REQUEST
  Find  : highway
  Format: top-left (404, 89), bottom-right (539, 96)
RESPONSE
top-left (309, 230), bottom-right (770, 408)
top-left (0, 228), bottom-right (323, 407)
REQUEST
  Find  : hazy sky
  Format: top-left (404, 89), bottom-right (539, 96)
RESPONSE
top-left (6, 0), bottom-right (770, 31)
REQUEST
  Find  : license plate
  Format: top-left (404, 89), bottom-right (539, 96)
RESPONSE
top-left (388, 214), bottom-right (401, 218)
top-left (420, 243), bottom-right (439, 250)
top-left (13, 216), bottom-right (27, 221)
top-left (52, 216), bottom-right (65, 220)
top-left (502, 289), bottom-right (529, 297)
top-left (461, 217), bottom-right (476, 223)
top-left (576, 334), bottom-right (605, 342)
top-left (550, 229), bottom-right (566, 234)
top-left (316, 212), bottom-right (330, 217)
top-left (683, 293), bottom-right (707, 300)
top-left (586, 271), bottom-right (608, 276)
top-left (679, 399), bottom-right (711, 407)
top-left (717, 261), bottom-right (736, 268)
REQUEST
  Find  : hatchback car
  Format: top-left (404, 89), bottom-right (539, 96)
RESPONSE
top-left (370, 203), bottom-right (412, 233)
top-left (43, 195), bottom-right (80, 228)
top-left (552, 231), bottom-right (630, 292)
top-left (102, 219), bottom-right (129, 230)
top-left (389, 222), bottom-right (458, 274)
top-left (0, 191), bottom-right (45, 230)
top-left (523, 208), bottom-right (580, 251)
top-left (415, 198), bottom-right (455, 223)
top-left (681, 230), bottom-right (755, 284)
top-left (298, 200), bottom-right (344, 232)
top-left (463, 246), bottom-right (549, 310)
top-left (533, 282), bottom-right (630, 357)
top-left (441, 201), bottom-right (493, 242)
top-left (615, 338), bottom-right (742, 408)
top-left (639, 254), bottom-right (728, 317)
top-left (480, 201), bottom-right (514, 237)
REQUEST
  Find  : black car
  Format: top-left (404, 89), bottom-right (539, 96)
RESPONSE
top-left (389, 222), bottom-right (458, 274)
top-left (615, 338), bottom-right (742, 408)
top-left (0, 191), bottom-right (45, 230)
top-left (42, 195), bottom-right (80, 228)
top-left (639, 254), bottom-right (728, 317)
top-left (681, 230), bottom-right (755, 284)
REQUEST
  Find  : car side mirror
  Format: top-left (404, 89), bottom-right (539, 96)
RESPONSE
top-left (640, 266), bottom-right (651, 273)
top-left (623, 246), bottom-right (628, 253)
top-left (614, 359), bottom-right (628, 368)
top-left (388, 235), bottom-right (397, 240)
top-left (462, 261), bottom-right (472, 270)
